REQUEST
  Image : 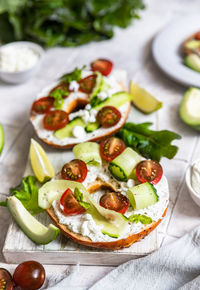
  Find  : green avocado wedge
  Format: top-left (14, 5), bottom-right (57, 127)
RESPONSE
top-left (94, 92), bottom-right (131, 111)
top-left (0, 124), bottom-right (4, 155)
top-left (184, 54), bottom-right (200, 73)
top-left (180, 87), bottom-right (200, 131)
top-left (7, 196), bottom-right (60, 245)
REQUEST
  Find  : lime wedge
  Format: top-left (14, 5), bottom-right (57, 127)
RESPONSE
top-left (30, 139), bottom-right (55, 183)
top-left (0, 124), bottom-right (4, 155)
top-left (129, 81), bottom-right (162, 114)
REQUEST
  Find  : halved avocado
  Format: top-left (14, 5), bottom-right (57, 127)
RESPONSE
top-left (54, 117), bottom-right (85, 140)
top-left (184, 54), bottom-right (200, 73)
top-left (7, 196), bottom-right (60, 244)
top-left (180, 87), bottom-right (200, 130)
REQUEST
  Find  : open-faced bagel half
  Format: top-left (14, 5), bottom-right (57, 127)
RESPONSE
top-left (183, 31), bottom-right (200, 56)
top-left (30, 69), bottom-right (131, 149)
top-left (46, 179), bottom-right (168, 250)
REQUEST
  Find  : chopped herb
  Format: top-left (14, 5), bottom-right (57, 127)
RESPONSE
top-left (60, 66), bottom-right (85, 83)
top-left (74, 187), bottom-right (90, 210)
top-left (90, 95), bottom-right (108, 108)
top-left (50, 89), bottom-right (66, 109)
top-left (122, 214), bottom-right (152, 224)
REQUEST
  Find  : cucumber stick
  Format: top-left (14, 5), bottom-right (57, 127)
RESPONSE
top-left (127, 182), bottom-right (158, 210)
top-left (0, 124), bottom-right (4, 155)
top-left (108, 148), bottom-right (141, 181)
top-left (73, 142), bottom-right (102, 166)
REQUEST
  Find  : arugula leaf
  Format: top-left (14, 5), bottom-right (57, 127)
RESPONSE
top-left (50, 88), bottom-right (66, 109)
top-left (122, 214), bottom-right (152, 224)
top-left (74, 187), bottom-right (90, 210)
top-left (60, 66), bottom-right (85, 83)
top-left (117, 122), bottom-right (181, 161)
top-left (10, 176), bottom-right (44, 215)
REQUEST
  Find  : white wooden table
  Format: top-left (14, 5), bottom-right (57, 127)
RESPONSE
top-left (1, 0), bottom-right (200, 288)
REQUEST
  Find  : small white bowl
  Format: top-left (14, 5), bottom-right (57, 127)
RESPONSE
top-left (185, 163), bottom-right (200, 208)
top-left (0, 41), bottom-right (44, 84)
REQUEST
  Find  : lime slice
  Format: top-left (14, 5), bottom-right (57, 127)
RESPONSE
top-left (30, 139), bottom-right (55, 183)
top-left (0, 124), bottom-right (4, 155)
top-left (129, 81), bottom-right (162, 114)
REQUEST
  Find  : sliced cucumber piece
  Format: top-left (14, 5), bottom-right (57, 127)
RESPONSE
top-left (108, 148), bottom-right (141, 181)
top-left (54, 117), bottom-right (85, 140)
top-left (185, 40), bottom-right (200, 50)
top-left (73, 142), bottom-right (102, 166)
top-left (94, 92), bottom-right (131, 111)
top-left (184, 54), bottom-right (200, 73)
top-left (0, 124), bottom-right (4, 155)
top-left (7, 196), bottom-right (60, 245)
top-left (90, 72), bottom-right (110, 99)
top-left (85, 121), bottom-right (100, 133)
top-left (127, 182), bottom-right (158, 210)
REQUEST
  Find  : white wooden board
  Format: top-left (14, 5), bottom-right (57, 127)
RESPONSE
top-left (3, 143), bottom-right (158, 265)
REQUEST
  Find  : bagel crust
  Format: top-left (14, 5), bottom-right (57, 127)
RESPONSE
top-left (46, 206), bottom-right (167, 250)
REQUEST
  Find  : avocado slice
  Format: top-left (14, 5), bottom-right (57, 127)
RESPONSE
top-left (0, 124), bottom-right (4, 155)
top-left (39, 180), bottom-right (128, 238)
top-left (94, 92), bottom-right (131, 111)
top-left (7, 196), bottom-right (60, 244)
top-left (85, 121), bottom-right (100, 133)
top-left (184, 54), bottom-right (200, 73)
top-left (185, 40), bottom-right (200, 50)
top-left (54, 117), bottom-right (85, 140)
top-left (180, 87), bottom-right (200, 130)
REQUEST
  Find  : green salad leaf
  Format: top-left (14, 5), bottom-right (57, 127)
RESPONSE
top-left (117, 122), bottom-right (181, 161)
top-left (50, 88), bottom-right (66, 109)
top-left (60, 66), bottom-right (85, 83)
top-left (74, 187), bottom-right (90, 210)
top-left (0, 0), bottom-right (145, 47)
top-left (122, 214), bottom-right (152, 224)
top-left (10, 176), bottom-right (44, 215)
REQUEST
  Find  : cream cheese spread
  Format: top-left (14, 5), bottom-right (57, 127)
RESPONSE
top-left (191, 160), bottom-right (200, 195)
top-left (52, 165), bottom-right (169, 242)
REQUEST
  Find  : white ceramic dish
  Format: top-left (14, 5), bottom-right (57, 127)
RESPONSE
top-left (185, 163), bottom-right (200, 208)
top-left (152, 14), bottom-right (200, 88)
top-left (0, 41), bottom-right (44, 84)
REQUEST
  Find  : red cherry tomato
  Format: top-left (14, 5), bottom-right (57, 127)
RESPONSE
top-left (79, 75), bottom-right (97, 94)
top-left (13, 261), bottom-right (45, 290)
top-left (60, 188), bottom-right (85, 215)
top-left (100, 192), bottom-right (129, 214)
top-left (100, 137), bottom-right (126, 162)
top-left (194, 31), bottom-right (200, 40)
top-left (0, 268), bottom-right (14, 290)
top-left (50, 82), bottom-right (70, 98)
top-left (97, 106), bottom-right (121, 128)
top-left (136, 160), bottom-right (163, 185)
top-left (61, 159), bottom-right (88, 183)
top-left (32, 97), bottom-right (54, 114)
top-left (91, 59), bottom-right (113, 76)
top-left (43, 110), bottom-right (69, 131)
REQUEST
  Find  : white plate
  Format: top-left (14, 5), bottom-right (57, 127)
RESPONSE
top-left (152, 14), bottom-right (200, 88)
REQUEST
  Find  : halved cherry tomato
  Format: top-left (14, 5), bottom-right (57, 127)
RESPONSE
top-left (194, 31), bottom-right (200, 40)
top-left (79, 74), bottom-right (96, 94)
top-left (100, 192), bottom-right (129, 214)
top-left (136, 160), bottom-right (163, 185)
top-left (100, 137), bottom-right (126, 162)
top-left (43, 110), bottom-right (69, 131)
top-left (0, 268), bottom-right (14, 290)
top-left (97, 106), bottom-right (121, 128)
top-left (60, 188), bottom-right (85, 215)
top-left (32, 97), bottom-right (54, 114)
top-left (61, 159), bottom-right (88, 183)
top-left (50, 82), bottom-right (70, 98)
top-left (91, 59), bottom-right (113, 76)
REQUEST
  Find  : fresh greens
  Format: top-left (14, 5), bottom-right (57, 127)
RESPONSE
top-left (0, 201), bottom-right (7, 207)
top-left (50, 88), bottom-right (66, 109)
top-left (122, 214), bottom-right (152, 224)
top-left (117, 122), bottom-right (181, 161)
top-left (90, 95), bottom-right (108, 108)
top-left (0, 0), bottom-right (145, 47)
top-left (10, 176), bottom-right (44, 215)
top-left (60, 66), bottom-right (85, 83)
top-left (74, 187), bottom-right (90, 210)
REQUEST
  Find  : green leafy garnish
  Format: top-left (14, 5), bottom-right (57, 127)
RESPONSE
top-left (10, 176), bottom-right (44, 215)
top-left (117, 122), bottom-right (181, 161)
top-left (90, 95), bottom-right (108, 108)
top-left (0, 1), bottom-right (145, 47)
top-left (122, 214), bottom-right (152, 224)
top-left (50, 88), bottom-right (66, 109)
top-left (60, 66), bottom-right (85, 83)
top-left (0, 201), bottom-right (7, 207)
top-left (74, 187), bottom-right (90, 210)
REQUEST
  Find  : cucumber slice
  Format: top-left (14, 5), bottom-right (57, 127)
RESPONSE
top-left (185, 40), bottom-right (200, 50)
top-left (0, 124), bottom-right (4, 155)
top-left (73, 142), bottom-right (102, 166)
top-left (185, 54), bottom-right (200, 73)
top-left (7, 196), bottom-right (60, 245)
top-left (54, 117), bottom-right (85, 140)
top-left (90, 72), bottom-right (110, 99)
top-left (85, 121), bottom-right (100, 133)
top-left (127, 182), bottom-right (158, 210)
top-left (94, 92), bottom-right (131, 111)
top-left (108, 148), bottom-right (141, 181)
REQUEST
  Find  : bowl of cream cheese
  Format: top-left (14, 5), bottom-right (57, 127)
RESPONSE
top-left (186, 159), bottom-right (200, 207)
top-left (0, 41), bottom-right (44, 84)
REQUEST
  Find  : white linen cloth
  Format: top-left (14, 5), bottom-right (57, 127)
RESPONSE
top-left (45, 226), bottom-right (200, 290)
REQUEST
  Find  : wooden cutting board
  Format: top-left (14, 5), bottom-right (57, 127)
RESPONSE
top-left (3, 145), bottom-right (158, 265)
